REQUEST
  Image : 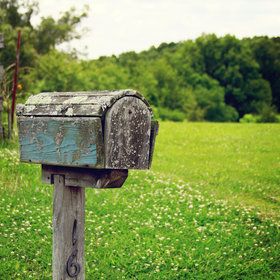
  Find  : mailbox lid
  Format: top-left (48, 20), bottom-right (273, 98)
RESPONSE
top-left (18, 116), bottom-right (104, 168)
top-left (17, 90), bottom-right (151, 117)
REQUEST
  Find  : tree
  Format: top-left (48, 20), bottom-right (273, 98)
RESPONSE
top-left (0, 0), bottom-right (89, 139)
top-left (196, 34), bottom-right (272, 116)
top-left (34, 7), bottom-right (88, 55)
top-left (2, 2), bottom-right (278, 123)
top-left (249, 36), bottom-right (280, 112)
top-left (0, 0), bottom-right (88, 80)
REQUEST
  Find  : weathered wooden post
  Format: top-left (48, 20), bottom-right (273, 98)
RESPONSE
top-left (17, 90), bottom-right (158, 279)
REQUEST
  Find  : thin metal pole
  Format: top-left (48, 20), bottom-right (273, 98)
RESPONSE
top-left (11, 30), bottom-right (21, 131)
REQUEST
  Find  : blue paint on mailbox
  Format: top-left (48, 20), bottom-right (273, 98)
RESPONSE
top-left (19, 117), bottom-right (103, 168)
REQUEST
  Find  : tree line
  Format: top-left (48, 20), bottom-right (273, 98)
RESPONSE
top-left (1, 0), bottom-right (280, 123)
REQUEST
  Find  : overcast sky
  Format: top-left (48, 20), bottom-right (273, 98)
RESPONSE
top-left (32, 0), bottom-right (280, 59)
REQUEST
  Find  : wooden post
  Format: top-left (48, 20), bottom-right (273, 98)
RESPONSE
top-left (16, 90), bottom-right (159, 278)
top-left (53, 175), bottom-right (85, 280)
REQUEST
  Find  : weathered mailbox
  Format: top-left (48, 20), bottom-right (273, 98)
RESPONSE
top-left (17, 89), bottom-right (158, 279)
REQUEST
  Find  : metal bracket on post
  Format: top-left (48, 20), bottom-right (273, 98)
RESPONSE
top-left (66, 219), bottom-right (81, 278)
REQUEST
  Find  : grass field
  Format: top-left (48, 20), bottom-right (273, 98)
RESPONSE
top-left (0, 122), bottom-right (279, 279)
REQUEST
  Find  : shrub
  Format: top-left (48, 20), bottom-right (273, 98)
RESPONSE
top-left (151, 106), bottom-right (160, 120)
top-left (257, 106), bottom-right (279, 123)
top-left (158, 107), bottom-right (185, 122)
top-left (205, 105), bottom-right (239, 122)
top-left (239, 114), bottom-right (258, 123)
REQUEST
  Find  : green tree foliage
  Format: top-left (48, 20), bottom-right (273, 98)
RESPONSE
top-left (248, 36), bottom-right (280, 112)
top-left (196, 34), bottom-right (272, 116)
top-left (26, 50), bottom-right (85, 92)
top-left (28, 35), bottom-right (278, 122)
top-left (0, 0), bottom-right (88, 87)
top-left (34, 7), bottom-right (88, 55)
top-left (1, 1), bottom-right (279, 122)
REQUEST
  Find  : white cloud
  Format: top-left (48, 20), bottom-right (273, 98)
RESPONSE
top-left (32, 0), bottom-right (280, 58)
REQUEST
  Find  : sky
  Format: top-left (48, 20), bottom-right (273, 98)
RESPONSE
top-left (32, 0), bottom-right (280, 59)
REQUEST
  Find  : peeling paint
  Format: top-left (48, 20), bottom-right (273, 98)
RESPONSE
top-left (17, 90), bottom-right (158, 170)
top-left (105, 97), bottom-right (152, 169)
top-left (18, 117), bottom-right (104, 168)
top-left (27, 94), bottom-right (53, 104)
top-left (65, 107), bottom-right (74, 116)
top-left (63, 96), bottom-right (89, 104)
top-left (17, 90), bottom-right (153, 118)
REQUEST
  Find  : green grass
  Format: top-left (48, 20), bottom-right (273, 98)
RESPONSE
top-left (0, 122), bottom-right (279, 279)
top-left (154, 122), bottom-right (280, 220)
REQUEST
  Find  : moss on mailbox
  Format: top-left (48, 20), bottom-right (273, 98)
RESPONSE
top-left (17, 90), bottom-right (158, 169)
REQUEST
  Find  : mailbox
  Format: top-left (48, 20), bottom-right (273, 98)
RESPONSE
top-left (17, 89), bottom-right (159, 279)
top-left (17, 89), bottom-right (158, 188)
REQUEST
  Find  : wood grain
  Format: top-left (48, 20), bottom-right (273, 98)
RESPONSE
top-left (42, 165), bottom-right (128, 188)
top-left (149, 120), bottom-right (159, 168)
top-left (53, 175), bottom-right (85, 280)
top-left (17, 90), bottom-right (151, 117)
top-left (17, 90), bottom-right (158, 170)
top-left (105, 97), bottom-right (152, 169)
top-left (18, 117), bottom-right (104, 168)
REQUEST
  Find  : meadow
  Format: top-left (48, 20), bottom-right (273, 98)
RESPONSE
top-left (0, 122), bottom-right (279, 279)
